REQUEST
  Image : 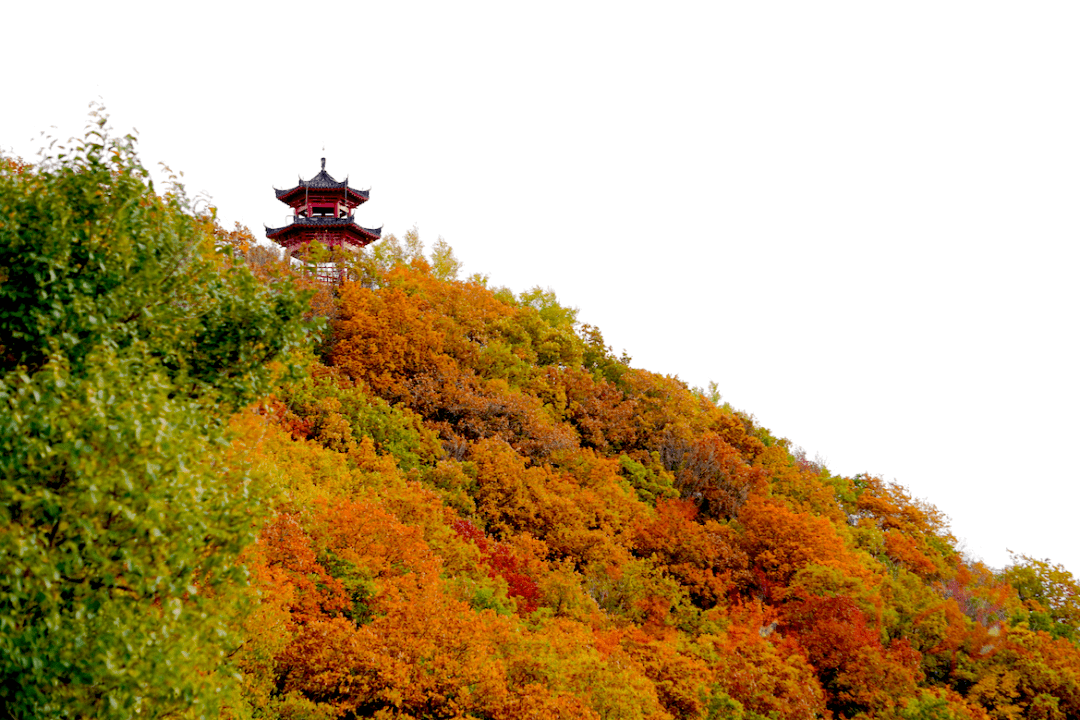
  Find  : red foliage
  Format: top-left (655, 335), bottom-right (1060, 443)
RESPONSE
top-left (783, 592), bottom-right (922, 716)
top-left (453, 519), bottom-right (540, 613)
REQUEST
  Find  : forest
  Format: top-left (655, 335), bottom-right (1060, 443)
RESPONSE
top-left (2, 116), bottom-right (1079, 720)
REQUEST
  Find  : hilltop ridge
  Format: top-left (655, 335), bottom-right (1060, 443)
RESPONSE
top-left (225, 226), bottom-right (1080, 719)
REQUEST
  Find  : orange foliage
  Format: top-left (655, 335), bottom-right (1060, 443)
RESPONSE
top-left (531, 365), bottom-right (638, 452)
top-left (697, 605), bottom-right (828, 720)
top-left (618, 628), bottom-right (711, 718)
top-left (253, 498), bottom-right (601, 718)
top-left (468, 439), bottom-right (644, 564)
top-left (755, 443), bottom-right (848, 524)
top-left (332, 282), bottom-right (451, 400)
top-left (853, 475), bottom-right (956, 580)
top-left (632, 498), bottom-right (749, 608)
top-left (782, 592), bottom-right (922, 716)
top-left (218, 249), bottom-right (1080, 719)
top-left (332, 273), bottom-right (576, 460)
top-left (737, 494), bottom-right (871, 593)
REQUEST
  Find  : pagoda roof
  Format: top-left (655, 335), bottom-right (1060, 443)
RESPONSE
top-left (264, 216), bottom-right (383, 243)
top-left (274, 159), bottom-right (370, 205)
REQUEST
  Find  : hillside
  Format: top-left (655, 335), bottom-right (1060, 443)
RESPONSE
top-left (3, 122), bottom-right (1079, 720)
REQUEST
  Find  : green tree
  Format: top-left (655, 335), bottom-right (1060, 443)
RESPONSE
top-left (1002, 552), bottom-right (1080, 642)
top-left (0, 110), bottom-right (311, 718)
top-left (429, 236), bottom-right (462, 281)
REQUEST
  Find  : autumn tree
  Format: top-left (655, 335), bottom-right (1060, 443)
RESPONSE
top-left (1001, 553), bottom-right (1080, 643)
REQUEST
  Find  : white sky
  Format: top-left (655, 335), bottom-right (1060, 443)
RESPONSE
top-left (4, 2), bottom-right (1078, 574)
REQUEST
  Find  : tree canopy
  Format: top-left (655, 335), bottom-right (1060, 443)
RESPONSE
top-left (0, 111), bottom-right (311, 719)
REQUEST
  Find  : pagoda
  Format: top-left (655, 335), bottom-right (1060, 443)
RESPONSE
top-left (265, 158), bottom-right (381, 278)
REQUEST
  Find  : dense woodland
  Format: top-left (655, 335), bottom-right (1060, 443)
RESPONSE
top-left (2, 117), bottom-right (1080, 720)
